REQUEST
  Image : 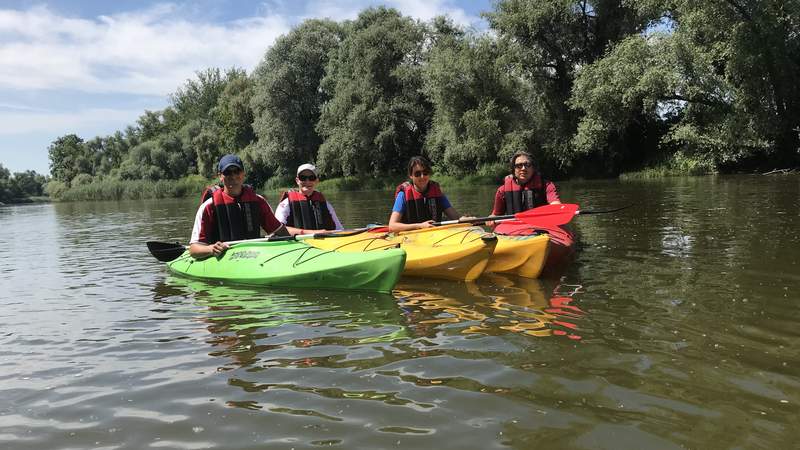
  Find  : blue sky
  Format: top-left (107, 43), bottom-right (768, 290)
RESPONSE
top-left (0, 1), bottom-right (493, 175)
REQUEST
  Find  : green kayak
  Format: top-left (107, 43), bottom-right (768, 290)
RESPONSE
top-left (165, 241), bottom-right (406, 293)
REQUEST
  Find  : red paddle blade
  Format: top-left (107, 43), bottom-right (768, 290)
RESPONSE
top-left (515, 203), bottom-right (579, 226)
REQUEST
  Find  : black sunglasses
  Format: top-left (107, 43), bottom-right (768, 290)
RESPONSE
top-left (514, 162), bottom-right (532, 169)
top-left (412, 170), bottom-right (430, 178)
top-left (222, 167), bottom-right (242, 176)
top-left (298, 174), bottom-right (317, 181)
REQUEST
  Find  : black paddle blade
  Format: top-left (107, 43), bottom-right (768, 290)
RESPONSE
top-left (146, 241), bottom-right (187, 262)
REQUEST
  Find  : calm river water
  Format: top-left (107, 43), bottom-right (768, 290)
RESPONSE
top-left (1, 175), bottom-right (799, 449)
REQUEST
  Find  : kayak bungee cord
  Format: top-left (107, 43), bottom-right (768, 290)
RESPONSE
top-left (431, 227), bottom-right (488, 246)
top-left (328, 235), bottom-right (397, 252)
top-left (258, 244), bottom-right (338, 268)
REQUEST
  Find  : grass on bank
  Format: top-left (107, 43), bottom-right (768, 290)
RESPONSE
top-left (619, 152), bottom-right (716, 180)
top-left (45, 156), bottom-right (722, 202)
top-left (49, 164), bottom-right (506, 202)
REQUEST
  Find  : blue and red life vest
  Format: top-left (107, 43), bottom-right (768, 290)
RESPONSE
top-left (503, 174), bottom-right (548, 214)
top-left (279, 189), bottom-right (336, 230)
top-left (207, 185), bottom-right (263, 242)
top-left (395, 181), bottom-right (445, 223)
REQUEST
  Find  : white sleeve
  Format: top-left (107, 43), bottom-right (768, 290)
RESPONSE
top-left (274, 197), bottom-right (290, 225)
top-left (327, 203), bottom-right (344, 230)
top-left (189, 199), bottom-right (212, 244)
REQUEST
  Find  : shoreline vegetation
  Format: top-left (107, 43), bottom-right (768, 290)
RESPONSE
top-left (4, 157), bottom-right (800, 204)
top-left (4, 3), bottom-right (800, 204)
top-left (6, 163), bottom-right (798, 204)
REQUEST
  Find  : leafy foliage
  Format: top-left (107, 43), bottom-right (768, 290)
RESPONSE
top-left (25, 1), bottom-right (800, 202)
top-left (251, 19), bottom-right (344, 175)
top-left (316, 7), bottom-right (431, 176)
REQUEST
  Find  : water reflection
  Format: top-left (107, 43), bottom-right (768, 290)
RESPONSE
top-left (153, 276), bottom-right (408, 370)
top-left (395, 274), bottom-right (586, 340)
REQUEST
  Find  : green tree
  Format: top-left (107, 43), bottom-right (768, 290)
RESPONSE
top-left (423, 19), bottom-right (531, 173)
top-left (0, 164), bottom-right (14, 202)
top-left (12, 170), bottom-right (47, 196)
top-left (487, 0), bottom-right (657, 169)
top-left (213, 70), bottom-right (256, 154)
top-left (251, 19), bottom-right (344, 175)
top-left (571, 0), bottom-right (800, 171)
top-left (170, 68), bottom-right (229, 128)
top-left (316, 7), bottom-right (432, 176)
top-left (48, 134), bottom-right (90, 183)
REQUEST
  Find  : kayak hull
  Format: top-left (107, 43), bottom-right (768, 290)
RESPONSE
top-left (165, 241), bottom-right (406, 293)
top-left (494, 221), bottom-right (575, 275)
top-left (486, 232), bottom-right (550, 278)
top-left (307, 225), bottom-right (497, 281)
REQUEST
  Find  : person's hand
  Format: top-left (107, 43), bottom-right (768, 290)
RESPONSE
top-left (211, 241), bottom-right (229, 257)
top-left (417, 220), bottom-right (435, 230)
top-left (485, 220), bottom-right (496, 228)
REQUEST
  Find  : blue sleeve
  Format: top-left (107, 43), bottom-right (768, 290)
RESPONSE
top-left (392, 191), bottom-right (406, 214)
top-left (440, 194), bottom-right (452, 210)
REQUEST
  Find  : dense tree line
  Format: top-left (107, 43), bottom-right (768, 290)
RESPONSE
top-left (0, 164), bottom-right (47, 203)
top-left (38, 1), bottom-right (799, 200)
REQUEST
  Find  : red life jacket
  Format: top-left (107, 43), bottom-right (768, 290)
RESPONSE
top-left (503, 174), bottom-right (548, 214)
top-left (279, 189), bottom-right (336, 230)
top-left (395, 181), bottom-right (444, 223)
top-left (209, 185), bottom-right (263, 242)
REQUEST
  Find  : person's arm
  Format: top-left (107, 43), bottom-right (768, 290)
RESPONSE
top-left (486, 186), bottom-right (506, 228)
top-left (189, 202), bottom-right (229, 258)
top-left (274, 197), bottom-right (290, 224)
top-left (189, 241), bottom-right (228, 258)
top-left (545, 181), bottom-right (561, 204)
top-left (388, 211), bottom-right (433, 232)
top-left (327, 203), bottom-right (344, 230)
top-left (443, 206), bottom-right (461, 221)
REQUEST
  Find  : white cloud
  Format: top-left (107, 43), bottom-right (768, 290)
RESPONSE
top-left (304, 0), bottom-right (480, 27)
top-left (0, 107), bottom-right (149, 135)
top-left (0, 4), bottom-right (292, 96)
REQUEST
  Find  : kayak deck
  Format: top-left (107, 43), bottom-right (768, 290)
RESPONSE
top-left (307, 225), bottom-right (497, 281)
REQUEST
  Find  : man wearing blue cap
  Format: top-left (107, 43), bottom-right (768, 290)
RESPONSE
top-left (189, 154), bottom-right (304, 258)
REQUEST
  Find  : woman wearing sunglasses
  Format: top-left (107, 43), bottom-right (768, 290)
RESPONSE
top-left (488, 151), bottom-right (560, 224)
top-left (275, 163), bottom-right (343, 232)
top-left (388, 155), bottom-right (466, 232)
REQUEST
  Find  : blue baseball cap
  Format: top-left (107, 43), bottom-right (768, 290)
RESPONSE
top-left (218, 154), bottom-right (244, 173)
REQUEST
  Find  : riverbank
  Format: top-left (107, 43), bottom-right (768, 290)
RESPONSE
top-left (0, 196), bottom-right (50, 205)
top-left (40, 155), bottom-right (787, 202)
top-left (46, 171), bottom-right (503, 202)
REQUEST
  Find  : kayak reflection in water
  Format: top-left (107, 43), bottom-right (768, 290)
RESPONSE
top-left (188, 154), bottom-right (305, 259)
top-left (388, 155), bottom-right (473, 232)
top-left (394, 275), bottom-right (585, 340)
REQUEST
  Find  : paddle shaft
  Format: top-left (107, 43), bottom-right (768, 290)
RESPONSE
top-left (433, 203), bottom-right (629, 227)
top-left (147, 227), bottom-right (373, 262)
top-left (434, 203), bottom-right (579, 227)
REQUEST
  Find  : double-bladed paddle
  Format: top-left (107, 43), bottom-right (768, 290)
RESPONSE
top-left (147, 227), bottom-right (374, 263)
top-left (434, 203), bottom-right (581, 227)
top-left (434, 203), bottom-right (633, 227)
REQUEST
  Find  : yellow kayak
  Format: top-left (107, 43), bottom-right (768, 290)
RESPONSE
top-left (307, 225), bottom-right (497, 281)
top-left (486, 232), bottom-right (550, 278)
